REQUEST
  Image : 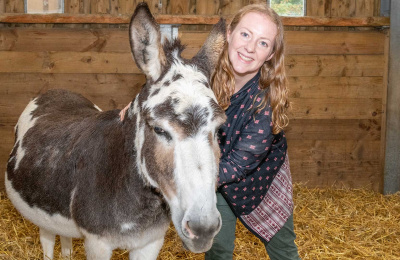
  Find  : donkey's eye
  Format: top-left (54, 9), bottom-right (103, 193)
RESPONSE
top-left (154, 126), bottom-right (165, 134)
top-left (154, 126), bottom-right (172, 141)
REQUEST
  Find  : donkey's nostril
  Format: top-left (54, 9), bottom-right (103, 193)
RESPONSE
top-left (183, 221), bottom-right (197, 239)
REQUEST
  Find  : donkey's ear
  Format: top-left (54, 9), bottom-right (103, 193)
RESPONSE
top-left (193, 19), bottom-right (227, 77)
top-left (129, 2), bottom-right (166, 81)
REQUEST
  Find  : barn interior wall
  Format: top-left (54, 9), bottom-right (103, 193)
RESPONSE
top-left (0, 0), bottom-right (388, 192)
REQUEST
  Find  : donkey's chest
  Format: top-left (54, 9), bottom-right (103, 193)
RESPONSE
top-left (71, 182), bottom-right (170, 235)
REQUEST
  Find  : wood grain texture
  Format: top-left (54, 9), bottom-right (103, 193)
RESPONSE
top-left (0, 51), bottom-right (384, 76)
top-left (0, 13), bottom-right (391, 27)
top-left (0, 2), bottom-right (389, 191)
top-left (0, 28), bottom-right (385, 55)
top-left (286, 119), bottom-right (381, 141)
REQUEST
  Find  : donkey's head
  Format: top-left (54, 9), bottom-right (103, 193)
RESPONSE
top-left (126, 2), bottom-right (226, 253)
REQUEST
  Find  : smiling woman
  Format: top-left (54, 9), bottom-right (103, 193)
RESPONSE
top-left (226, 12), bottom-right (277, 93)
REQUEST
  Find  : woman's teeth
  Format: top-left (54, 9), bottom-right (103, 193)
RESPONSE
top-left (239, 53), bottom-right (252, 61)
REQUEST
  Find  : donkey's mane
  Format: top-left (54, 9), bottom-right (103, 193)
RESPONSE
top-left (162, 38), bottom-right (186, 60)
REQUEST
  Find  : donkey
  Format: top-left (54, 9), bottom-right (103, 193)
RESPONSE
top-left (5, 2), bottom-right (227, 259)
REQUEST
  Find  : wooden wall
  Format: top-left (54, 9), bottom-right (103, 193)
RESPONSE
top-left (0, 0), bottom-right (389, 192)
top-left (0, 0), bottom-right (382, 15)
top-left (307, 0), bottom-right (381, 17)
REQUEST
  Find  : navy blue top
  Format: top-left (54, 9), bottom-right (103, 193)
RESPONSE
top-left (217, 72), bottom-right (287, 215)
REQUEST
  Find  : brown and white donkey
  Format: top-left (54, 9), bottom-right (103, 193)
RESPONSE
top-left (5, 2), bottom-right (227, 259)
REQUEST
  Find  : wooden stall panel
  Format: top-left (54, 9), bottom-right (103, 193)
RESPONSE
top-left (5, 0), bottom-right (23, 13)
top-left (0, 73), bottom-right (144, 123)
top-left (0, 22), bottom-right (388, 191)
top-left (0, 28), bottom-right (131, 52)
top-left (306, 0), bottom-right (380, 17)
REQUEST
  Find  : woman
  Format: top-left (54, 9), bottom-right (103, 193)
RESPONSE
top-left (205, 4), bottom-right (300, 260)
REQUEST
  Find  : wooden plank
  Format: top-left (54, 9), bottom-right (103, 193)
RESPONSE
top-left (306, 0), bottom-right (326, 16)
top-left (0, 73), bottom-right (144, 118)
top-left (288, 77), bottom-right (383, 99)
top-left (146, 0), bottom-right (167, 14)
top-left (219, 0), bottom-right (244, 15)
top-left (5, 0), bottom-right (23, 13)
top-left (196, 0), bottom-right (219, 15)
top-left (0, 51), bottom-right (139, 73)
top-left (166, 0), bottom-right (189, 15)
top-left (287, 140), bottom-right (381, 162)
top-left (286, 119), bottom-right (381, 141)
top-left (289, 98), bottom-right (382, 120)
top-left (286, 55), bottom-right (384, 77)
top-left (324, 0), bottom-right (332, 17)
top-left (65, 0), bottom-right (81, 13)
top-left (0, 28), bottom-right (131, 52)
top-left (289, 159), bottom-right (382, 191)
top-left (331, 0), bottom-right (356, 17)
top-left (115, 0), bottom-right (136, 15)
top-left (373, 0), bottom-right (381, 16)
top-left (91, 0), bottom-right (110, 14)
top-left (0, 52), bottom-right (384, 76)
top-left (288, 138), bottom-right (382, 191)
top-left (356, 0), bottom-right (375, 17)
top-left (0, 28), bottom-right (385, 55)
top-left (0, 13), bottom-right (391, 27)
top-left (285, 31), bottom-right (385, 55)
top-left (83, 0), bottom-right (90, 14)
top-left (0, 0), bottom-right (6, 13)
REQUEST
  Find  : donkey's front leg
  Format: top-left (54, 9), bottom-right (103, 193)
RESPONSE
top-left (129, 237), bottom-right (164, 260)
top-left (84, 235), bottom-right (113, 260)
top-left (39, 228), bottom-right (56, 260)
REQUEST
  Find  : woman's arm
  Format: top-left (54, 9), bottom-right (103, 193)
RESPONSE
top-left (119, 102), bottom-right (131, 121)
top-left (218, 109), bottom-right (284, 186)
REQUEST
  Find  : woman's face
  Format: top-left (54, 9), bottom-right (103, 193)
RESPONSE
top-left (227, 12), bottom-right (277, 80)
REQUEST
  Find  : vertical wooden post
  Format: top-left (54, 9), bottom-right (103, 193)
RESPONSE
top-left (0, 0), bottom-right (6, 13)
top-left (307, 0), bottom-right (326, 16)
top-left (83, 0), bottom-right (90, 13)
top-left (384, 1), bottom-right (400, 194)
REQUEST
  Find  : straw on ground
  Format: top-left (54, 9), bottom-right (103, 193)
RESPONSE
top-left (1, 184), bottom-right (399, 260)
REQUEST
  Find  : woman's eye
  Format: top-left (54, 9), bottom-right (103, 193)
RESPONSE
top-left (260, 41), bottom-right (268, 47)
top-left (241, 32), bottom-right (249, 38)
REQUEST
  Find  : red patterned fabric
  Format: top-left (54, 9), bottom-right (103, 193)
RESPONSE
top-left (240, 153), bottom-right (293, 242)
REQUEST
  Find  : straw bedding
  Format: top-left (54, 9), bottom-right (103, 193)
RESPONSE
top-left (1, 184), bottom-right (399, 260)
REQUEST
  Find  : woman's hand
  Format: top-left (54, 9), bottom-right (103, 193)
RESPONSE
top-left (119, 102), bottom-right (131, 121)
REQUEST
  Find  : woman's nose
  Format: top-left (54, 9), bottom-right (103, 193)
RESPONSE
top-left (245, 40), bottom-right (256, 52)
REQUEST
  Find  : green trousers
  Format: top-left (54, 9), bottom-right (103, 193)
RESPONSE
top-left (205, 193), bottom-right (300, 260)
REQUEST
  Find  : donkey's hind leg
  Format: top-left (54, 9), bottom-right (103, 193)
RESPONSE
top-left (60, 235), bottom-right (73, 258)
top-left (39, 228), bottom-right (56, 259)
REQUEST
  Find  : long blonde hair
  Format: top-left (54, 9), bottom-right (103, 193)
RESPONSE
top-left (211, 4), bottom-right (290, 134)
